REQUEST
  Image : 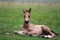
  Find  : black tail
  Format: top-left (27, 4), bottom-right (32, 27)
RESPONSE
top-left (51, 30), bottom-right (58, 36)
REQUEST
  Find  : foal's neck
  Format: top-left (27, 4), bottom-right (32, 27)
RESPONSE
top-left (23, 22), bottom-right (29, 29)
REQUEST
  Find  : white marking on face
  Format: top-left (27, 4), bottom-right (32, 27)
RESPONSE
top-left (24, 12), bottom-right (30, 21)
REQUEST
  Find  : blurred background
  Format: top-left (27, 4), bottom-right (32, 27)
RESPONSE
top-left (0, 0), bottom-right (60, 3)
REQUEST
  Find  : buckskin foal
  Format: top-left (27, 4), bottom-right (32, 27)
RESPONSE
top-left (14, 8), bottom-right (56, 38)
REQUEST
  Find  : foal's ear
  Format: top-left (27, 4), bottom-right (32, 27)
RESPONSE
top-left (23, 10), bottom-right (25, 13)
top-left (29, 8), bottom-right (31, 13)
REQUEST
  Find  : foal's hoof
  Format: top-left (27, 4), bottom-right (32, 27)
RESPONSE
top-left (14, 30), bottom-right (18, 34)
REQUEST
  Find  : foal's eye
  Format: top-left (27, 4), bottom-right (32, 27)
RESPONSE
top-left (29, 16), bottom-right (30, 17)
top-left (24, 16), bottom-right (25, 17)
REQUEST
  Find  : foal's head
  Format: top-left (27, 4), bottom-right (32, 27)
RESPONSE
top-left (23, 8), bottom-right (31, 23)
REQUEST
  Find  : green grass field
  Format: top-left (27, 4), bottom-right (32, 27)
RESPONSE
top-left (0, 2), bottom-right (60, 40)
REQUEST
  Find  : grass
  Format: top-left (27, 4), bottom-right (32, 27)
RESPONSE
top-left (0, 2), bottom-right (60, 40)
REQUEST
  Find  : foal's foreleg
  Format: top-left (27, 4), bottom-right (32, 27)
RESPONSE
top-left (27, 31), bottom-right (40, 36)
top-left (14, 30), bottom-right (25, 35)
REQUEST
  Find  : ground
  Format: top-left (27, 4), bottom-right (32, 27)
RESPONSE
top-left (0, 2), bottom-right (60, 40)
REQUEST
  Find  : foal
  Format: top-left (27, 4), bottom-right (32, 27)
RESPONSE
top-left (14, 8), bottom-right (56, 38)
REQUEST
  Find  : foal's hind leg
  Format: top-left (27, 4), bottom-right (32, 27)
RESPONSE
top-left (41, 25), bottom-right (56, 38)
top-left (41, 31), bottom-right (56, 38)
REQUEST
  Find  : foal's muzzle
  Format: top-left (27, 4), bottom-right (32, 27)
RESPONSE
top-left (25, 21), bottom-right (29, 23)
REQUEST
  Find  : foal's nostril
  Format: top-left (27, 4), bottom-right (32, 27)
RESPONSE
top-left (25, 21), bottom-right (29, 23)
